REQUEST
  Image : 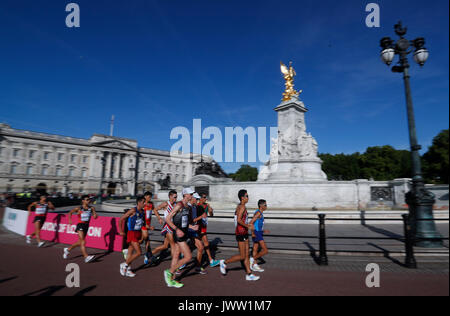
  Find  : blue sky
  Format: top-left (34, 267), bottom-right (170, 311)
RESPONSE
top-left (0, 0), bottom-right (448, 173)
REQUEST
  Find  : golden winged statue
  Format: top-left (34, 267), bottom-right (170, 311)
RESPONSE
top-left (280, 61), bottom-right (302, 101)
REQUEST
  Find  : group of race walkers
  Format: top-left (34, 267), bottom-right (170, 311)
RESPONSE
top-left (25, 188), bottom-right (270, 288)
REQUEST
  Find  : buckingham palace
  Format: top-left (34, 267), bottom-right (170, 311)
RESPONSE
top-left (0, 123), bottom-right (204, 196)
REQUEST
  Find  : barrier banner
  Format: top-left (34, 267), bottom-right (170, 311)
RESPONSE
top-left (3, 208), bottom-right (30, 236)
top-left (25, 213), bottom-right (123, 252)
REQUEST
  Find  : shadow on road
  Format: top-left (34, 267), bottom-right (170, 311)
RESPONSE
top-left (74, 285), bottom-right (97, 296)
top-left (22, 285), bottom-right (66, 296)
top-left (0, 276), bottom-right (18, 284)
top-left (368, 243), bottom-right (406, 267)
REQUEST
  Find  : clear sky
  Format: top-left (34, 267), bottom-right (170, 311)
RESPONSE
top-left (0, 0), bottom-right (448, 173)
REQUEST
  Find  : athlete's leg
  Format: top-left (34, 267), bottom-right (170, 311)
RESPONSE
top-left (253, 240), bottom-right (268, 260)
top-left (243, 240), bottom-right (251, 274)
top-left (126, 241), bottom-right (142, 266)
top-left (170, 241), bottom-right (192, 276)
top-left (225, 241), bottom-right (247, 265)
top-left (194, 238), bottom-right (204, 267)
top-left (34, 221), bottom-right (42, 243)
top-left (201, 234), bottom-right (214, 262)
top-left (78, 231), bottom-right (89, 258)
top-left (152, 235), bottom-right (169, 255)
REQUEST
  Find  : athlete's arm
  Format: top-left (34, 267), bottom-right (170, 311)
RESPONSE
top-left (207, 204), bottom-right (214, 217)
top-left (166, 203), bottom-right (180, 232)
top-left (91, 206), bottom-right (98, 220)
top-left (249, 211), bottom-right (261, 226)
top-left (67, 207), bottom-right (80, 225)
top-left (119, 209), bottom-right (135, 236)
top-left (152, 206), bottom-right (164, 225)
top-left (47, 201), bottom-right (55, 211)
top-left (27, 202), bottom-right (36, 213)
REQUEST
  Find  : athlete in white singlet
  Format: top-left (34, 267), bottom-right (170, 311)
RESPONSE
top-left (26, 194), bottom-right (55, 248)
top-left (63, 195), bottom-right (98, 263)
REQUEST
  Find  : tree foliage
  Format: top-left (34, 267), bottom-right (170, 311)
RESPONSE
top-left (229, 164), bottom-right (258, 182)
top-left (422, 129), bottom-right (449, 184)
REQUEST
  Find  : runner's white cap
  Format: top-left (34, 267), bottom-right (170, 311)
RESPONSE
top-left (182, 187), bottom-right (195, 195)
top-left (193, 193), bottom-right (201, 199)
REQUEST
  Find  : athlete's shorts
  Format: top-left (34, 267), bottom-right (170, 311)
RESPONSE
top-left (75, 223), bottom-right (89, 233)
top-left (174, 230), bottom-right (189, 243)
top-left (252, 231), bottom-right (264, 242)
top-left (236, 234), bottom-right (249, 242)
top-left (127, 231), bottom-right (142, 243)
top-left (161, 225), bottom-right (173, 236)
top-left (33, 216), bottom-right (46, 225)
top-left (187, 229), bottom-right (199, 239)
top-left (199, 224), bottom-right (207, 235)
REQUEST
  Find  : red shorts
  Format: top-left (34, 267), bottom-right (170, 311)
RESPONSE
top-left (127, 231), bottom-right (142, 243)
top-left (199, 224), bottom-right (207, 235)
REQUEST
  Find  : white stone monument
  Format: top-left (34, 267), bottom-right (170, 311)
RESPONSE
top-left (258, 62), bottom-right (327, 182)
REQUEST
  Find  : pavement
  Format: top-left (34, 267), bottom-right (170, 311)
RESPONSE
top-left (0, 223), bottom-right (448, 297)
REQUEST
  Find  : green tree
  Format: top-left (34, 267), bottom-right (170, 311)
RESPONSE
top-left (422, 129), bottom-right (449, 184)
top-left (229, 164), bottom-right (258, 182)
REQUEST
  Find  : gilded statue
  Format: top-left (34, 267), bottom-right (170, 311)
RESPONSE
top-left (280, 61), bottom-right (302, 101)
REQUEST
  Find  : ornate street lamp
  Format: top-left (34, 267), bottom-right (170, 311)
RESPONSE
top-left (379, 22), bottom-right (442, 248)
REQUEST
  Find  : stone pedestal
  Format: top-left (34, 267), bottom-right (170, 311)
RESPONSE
top-left (258, 96), bottom-right (327, 182)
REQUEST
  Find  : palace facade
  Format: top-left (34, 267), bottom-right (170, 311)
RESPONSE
top-left (0, 123), bottom-right (203, 196)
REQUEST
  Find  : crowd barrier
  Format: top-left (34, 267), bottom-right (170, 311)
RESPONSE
top-left (3, 208), bottom-right (30, 236)
top-left (2, 208), bottom-right (124, 252)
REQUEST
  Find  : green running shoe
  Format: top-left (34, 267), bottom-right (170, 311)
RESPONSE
top-left (171, 280), bottom-right (184, 288)
top-left (164, 269), bottom-right (173, 287)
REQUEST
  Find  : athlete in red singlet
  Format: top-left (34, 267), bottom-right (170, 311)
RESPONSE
top-left (142, 191), bottom-right (163, 265)
top-left (219, 190), bottom-right (260, 281)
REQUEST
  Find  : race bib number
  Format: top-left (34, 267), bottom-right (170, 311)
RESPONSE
top-left (181, 215), bottom-right (188, 228)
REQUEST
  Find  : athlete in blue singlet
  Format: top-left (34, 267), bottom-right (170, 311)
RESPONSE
top-left (119, 196), bottom-right (146, 278)
top-left (249, 199), bottom-right (270, 273)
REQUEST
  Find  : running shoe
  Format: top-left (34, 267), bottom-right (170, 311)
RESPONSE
top-left (63, 248), bottom-right (70, 259)
top-left (144, 254), bottom-right (149, 265)
top-left (125, 267), bottom-right (136, 278)
top-left (26, 235), bottom-right (31, 244)
top-left (122, 249), bottom-right (128, 260)
top-left (210, 259), bottom-right (220, 267)
top-left (120, 263), bottom-right (127, 276)
top-left (246, 274), bottom-right (260, 281)
top-left (219, 260), bottom-right (227, 275)
top-left (150, 255), bottom-right (159, 265)
top-left (164, 269), bottom-right (173, 286)
top-left (251, 263), bottom-right (265, 273)
top-left (84, 255), bottom-right (95, 263)
top-left (171, 280), bottom-right (184, 288)
top-left (250, 257), bottom-right (255, 266)
top-left (195, 267), bottom-right (207, 275)
top-left (38, 241), bottom-right (45, 248)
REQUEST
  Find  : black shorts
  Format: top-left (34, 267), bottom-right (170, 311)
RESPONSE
top-left (174, 230), bottom-right (189, 243)
top-left (236, 234), bottom-right (249, 242)
top-left (33, 216), bottom-right (46, 225)
top-left (75, 223), bottom-right (89, 234)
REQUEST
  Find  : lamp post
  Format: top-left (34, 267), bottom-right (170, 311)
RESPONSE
top-left (379, 22), bottom-right (442, 248)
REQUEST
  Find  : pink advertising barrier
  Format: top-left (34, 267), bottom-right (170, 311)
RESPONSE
top-left (26, 213), bottom-right (124, 252)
